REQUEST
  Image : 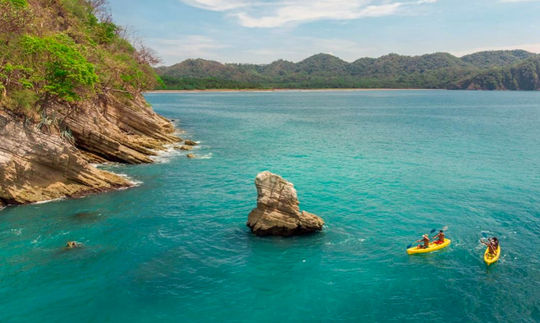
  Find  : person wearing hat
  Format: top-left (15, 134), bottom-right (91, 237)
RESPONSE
top-left (416, 234), bottom-right (430, 249)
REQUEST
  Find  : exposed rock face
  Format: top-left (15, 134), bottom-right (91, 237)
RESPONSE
top-left (184, 140), bottom-right (197, 146)
top-left (247, 171), bottom-right (324, 236)
top-left (0, 93), bottom-right (179, 207)
top-left (58, 94), bottom-right (178, 164)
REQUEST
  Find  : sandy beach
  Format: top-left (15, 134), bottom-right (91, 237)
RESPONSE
top-left (145, 88), bottom-right (439, 94)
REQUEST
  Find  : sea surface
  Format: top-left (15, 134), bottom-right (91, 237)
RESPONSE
top-left (1, 90), bottom-right (539, 322)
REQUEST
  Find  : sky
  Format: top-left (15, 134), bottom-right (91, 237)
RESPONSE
top-left (108, 0), bottom-right (540, 65)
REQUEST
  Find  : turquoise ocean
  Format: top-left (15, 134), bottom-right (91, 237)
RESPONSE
top-left (1, 90), bottom-right (539, 322)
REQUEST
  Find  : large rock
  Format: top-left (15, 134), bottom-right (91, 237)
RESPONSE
top-left (247, 171), bottom-right (324, 236)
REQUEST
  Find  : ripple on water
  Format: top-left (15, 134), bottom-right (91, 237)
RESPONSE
top-left (1, 90), bottom-right (540, 322)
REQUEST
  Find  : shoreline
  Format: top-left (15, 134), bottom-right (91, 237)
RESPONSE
top-left (145, 88), bottom-right (441, 94)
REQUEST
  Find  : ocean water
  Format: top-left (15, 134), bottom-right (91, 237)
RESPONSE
top-left (1, 90), bottom-right (539, 322)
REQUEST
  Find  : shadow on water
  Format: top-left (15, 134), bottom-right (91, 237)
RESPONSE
top-left (70, 211), bottom-right (104, 223)
top-left (52, 244), bottom-right (90, 258)
top-left (405, 246), bottom-right (454, 266)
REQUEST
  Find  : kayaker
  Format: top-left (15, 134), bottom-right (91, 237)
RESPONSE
top-left (66, 241), bottom-right (80, 249)
top-left (416, 234), bottom-right (430, 249)
top-left (481, 237), bottom-right (498, 255)
top-left (432, 230), bottom-right (445, 244)
top-left (492, 237), bottom-right (499, 250)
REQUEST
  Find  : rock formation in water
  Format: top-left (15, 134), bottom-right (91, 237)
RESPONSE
top-left (0, 0), bottom-right (179, 207)
top-left (247, 171), bottom-right (324, 236)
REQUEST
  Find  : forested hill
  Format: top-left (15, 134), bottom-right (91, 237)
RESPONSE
top-left (155, 50), bottom-right (540, 90)
top-left (456, 56), bottom-right (540, 90)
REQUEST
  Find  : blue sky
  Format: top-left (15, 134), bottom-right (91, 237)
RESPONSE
top-left (108, 0), bottom-right (540, 65)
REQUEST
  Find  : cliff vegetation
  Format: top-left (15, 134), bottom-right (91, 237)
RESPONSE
top-left (0, 0), bottom-right (178, 207)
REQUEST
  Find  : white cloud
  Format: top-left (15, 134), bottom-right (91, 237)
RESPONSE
top-left (180, 0), bottom-right (249, 11)
top-left (180, 0), bottom-right (437, 28)
top-left (243, 37), bottom-right (372, 63)
top-left (149, 34), bottom-right (373, 65)
top-left (452, 43), bottom-right (540, 57)
top-left (146, 35), bottom-right (228, 65)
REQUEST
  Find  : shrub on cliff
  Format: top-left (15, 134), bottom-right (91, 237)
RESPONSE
top-left (0, 0), bottom-right (160, 116)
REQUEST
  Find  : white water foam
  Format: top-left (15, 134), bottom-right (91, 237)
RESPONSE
top-left (197, 153), bottom-right (213, 159)
top-left (115, 173), bottom-right (143, 187)
top-left (31, 235), bottom-right (42, 244)
top-left (33, 197), bottom-right (66, 205)
top-left (151, 143), bottom-right (182, 164)
top-left (11, 228), bottom-right (22, 236)
top-left (151, 140), bottom-right (211, 163)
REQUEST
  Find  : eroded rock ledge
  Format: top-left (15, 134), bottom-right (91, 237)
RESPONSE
top-left (247, 171), bottom-right (324, 236)
top-left (0, 93), bottom-right (179, 207)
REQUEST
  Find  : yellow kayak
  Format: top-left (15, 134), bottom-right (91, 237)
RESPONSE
top-left (407, 238), bottom-right (451, 254)
top-left (484, 245), bottom-right (501, 265)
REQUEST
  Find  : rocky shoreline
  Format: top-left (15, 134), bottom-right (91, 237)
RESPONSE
top-left (0, 93), bottom-right (179, 208)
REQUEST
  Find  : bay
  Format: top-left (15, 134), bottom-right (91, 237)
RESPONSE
top-left (1, 90), bottom-right (539, 322)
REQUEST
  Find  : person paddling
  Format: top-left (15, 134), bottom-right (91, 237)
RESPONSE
top-left (481, 237), bottom-right (498, 255)
top-left (432, 230), bottom-right (445, 244)
top-left (416, 234), bottom-right (430, 249)
top-left (66, 241), bottom-right (80, 249)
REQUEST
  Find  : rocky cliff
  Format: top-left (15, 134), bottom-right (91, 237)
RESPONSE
top-left (247, 171), bottom-right (324, 236)
top-left (0, 93), bottom-right (178, 206)
top-left (0, 0), bottom-right (180, 207)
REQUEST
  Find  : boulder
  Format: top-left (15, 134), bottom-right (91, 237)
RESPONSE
top-left (184, 139), bottom-right (197, 146)
top-left (186, 154), bottom-right (195, 159)
top-left (247, 171), bottom-right (324, 236)
top-left (177, 145), bottom-right (192, 151)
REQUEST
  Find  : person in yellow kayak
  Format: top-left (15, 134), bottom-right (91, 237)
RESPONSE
top-left (66, 241), bottom-right (80, 249)
top-left (481, 237), bottom-right (499, 255)
top-left (416, 234), bottom-right (430, 249)
top-left (432, 230), bottom-right (445, 244)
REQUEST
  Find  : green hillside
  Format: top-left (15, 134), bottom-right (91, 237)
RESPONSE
top-left (156, 50), bottom-right (539, 90)
top-left (0, 0), bottom-right (159, 116)
top-left (456, 56), bottom-right (540, 90)
top-left (461, 50), bottom-right (535, 68)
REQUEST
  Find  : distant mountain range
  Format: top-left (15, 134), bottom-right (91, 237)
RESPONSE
top-left (155, 50), bottom-right (540, 90)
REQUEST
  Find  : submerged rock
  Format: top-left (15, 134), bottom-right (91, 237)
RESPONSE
top-left (186, 154), bottom-right (195, 159)
top-left (177, 145), bottom-right (193, 151)
top-left (247, 171), bottom-right (324, 237)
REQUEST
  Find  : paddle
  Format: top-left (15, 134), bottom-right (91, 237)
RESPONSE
top-left (406, 226), bottom-right (448, 249)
